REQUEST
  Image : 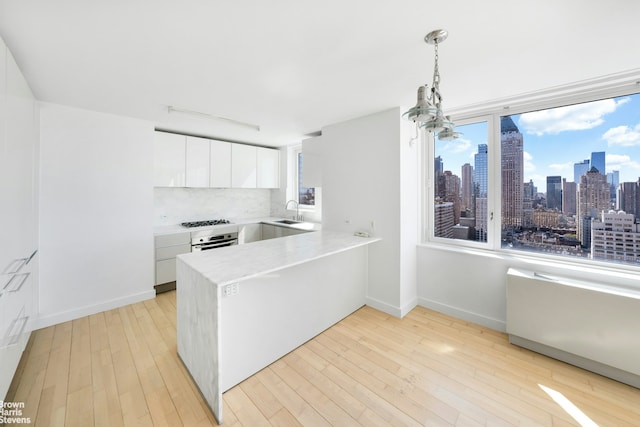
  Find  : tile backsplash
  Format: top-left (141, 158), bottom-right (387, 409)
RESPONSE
top-left (154, 187), bottom-right (272, 226)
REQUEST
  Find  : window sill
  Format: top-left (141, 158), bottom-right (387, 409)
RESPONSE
top-left (418, 240), bottom-right (640, 286)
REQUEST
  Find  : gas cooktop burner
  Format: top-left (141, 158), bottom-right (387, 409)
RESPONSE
top-left (181, 219), bottom-right (232, 228)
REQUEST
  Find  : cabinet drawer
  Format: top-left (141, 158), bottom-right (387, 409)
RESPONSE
top-left (155, 244), bottom-right (191, 261)
top-left (156, 259), bottom-right (177, 285)
top-left (155, 232), bottom-right (190, 248)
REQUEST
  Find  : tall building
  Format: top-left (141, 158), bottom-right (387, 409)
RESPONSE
top-left (474, 144), bottom-right (488, 242)
top-left (434, 202), bottom-right (455, 238)
top-left (591, 210), bottom-right (640, 263)
top-left (574, 159), bottom-right (590, 183)
top-left (461, 163), bottom-right (474, 214)
top-left (577, 167), bottom-right (610, 247)
top-left (618, 181), bottom-right (639, 216)
top-left (434, 155), bottom-right (443, 176)
top-left (438, 171), bottom-right (461, 226)
top-left (522, 180), bottom-right (534, 227)
top-left (546, 176), bottom-right (562, 211)
top-left (562, 178), bottom-right (577, 215)
top-left (591, 151), bottom-right (605, 175)
top-left (501, 116), bottom-right (524, 232)
top-left (607, 170), bottom-right (619, 208)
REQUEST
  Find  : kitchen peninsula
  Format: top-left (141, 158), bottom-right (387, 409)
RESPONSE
top-left (175, 230), bottom-right (380, 424)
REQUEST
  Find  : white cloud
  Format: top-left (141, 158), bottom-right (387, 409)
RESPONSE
top-left (548, 162), bottom-right (573, 173)
top-left (440, 137), bottom-right (472, 154)
top-left (602, 124), bottom-right (640, 147)
top-left (518, 97), bottom-right (629, 136)
top-left (606, 153), bottom-right (640, 171)
top-left (523, 151), bottom-right (535, 174)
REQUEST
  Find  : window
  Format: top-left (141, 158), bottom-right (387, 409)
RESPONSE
top-left (426, 85), bottom-right (640, 268)
top-left (297, 151), bottom-right (315, 206)
top-left (501, 92), bottom-right (640, 265)
top-left (291, 145), bottom-right (315, 207)
top-left (433, 121), bottom-right (489, 243)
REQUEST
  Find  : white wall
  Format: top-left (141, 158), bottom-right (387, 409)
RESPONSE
top-left (417, 244), bottom-right (640, 331)
top-left (38, 103), bottom-right (155, 328)
top-left (320, 107), bottom-right (417, 316)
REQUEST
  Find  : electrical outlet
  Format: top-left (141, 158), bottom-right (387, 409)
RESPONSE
top-left (223, 283), bottom-right (239, 297)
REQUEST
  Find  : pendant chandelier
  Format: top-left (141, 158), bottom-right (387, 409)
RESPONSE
top-left (403, 29), bottom-right (460, 141)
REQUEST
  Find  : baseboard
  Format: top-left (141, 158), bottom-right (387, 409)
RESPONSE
top-left (417, 297), bottom-right (506, 332)
top-left (34, 289), bottom-right (156, 329)
top-left (365, 296), bottom-right (417, 319)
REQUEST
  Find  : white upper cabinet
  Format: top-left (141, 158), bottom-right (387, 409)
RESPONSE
top-left (231, 144), bottom-right (257, 188)
top-left (256, 147), bottom-right (280, 189)
top-left (154, 132), bottom-right (186, 187)
top-left (153, 131), bottom-right (279, 189)
top-left (210, 139), bottom-right (232, 188)
top-left (186, 136), bottom-right (210, 187)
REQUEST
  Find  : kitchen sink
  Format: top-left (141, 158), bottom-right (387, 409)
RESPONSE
top-left (275, 219), bottom-right (300, 225)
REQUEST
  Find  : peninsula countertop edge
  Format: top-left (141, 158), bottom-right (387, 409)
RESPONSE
top-left (176, 230), bottom-right (381, 288)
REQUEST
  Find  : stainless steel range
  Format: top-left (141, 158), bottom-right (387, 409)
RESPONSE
top-left (181, 219), bottom-right (232, 228)
top-left (181, 219), bottom-right (238, 251)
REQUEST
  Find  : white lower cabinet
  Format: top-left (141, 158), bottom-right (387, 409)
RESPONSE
top-left (155, 232), bottom-right (191, 287)
top-left (0, 250), bottom-right (36, 399)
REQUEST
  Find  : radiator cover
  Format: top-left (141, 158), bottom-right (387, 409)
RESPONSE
top-left (506, 268), bottom-right (640, 388)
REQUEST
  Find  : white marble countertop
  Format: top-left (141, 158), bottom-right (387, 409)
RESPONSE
top-left (154, 216), bottom-right (322, 236)
top-left (177, 230), bottom-right (380, 287)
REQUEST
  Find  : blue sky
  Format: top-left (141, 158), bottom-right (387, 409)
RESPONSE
top-left (436, 92), bottom-right (640, 191)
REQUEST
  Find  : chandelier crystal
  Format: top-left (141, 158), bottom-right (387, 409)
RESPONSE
top-left (403, 29), bottom-right (460, 140)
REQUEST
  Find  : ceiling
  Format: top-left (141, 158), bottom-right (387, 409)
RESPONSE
top-left (1, 0), bottom-right (640, 147)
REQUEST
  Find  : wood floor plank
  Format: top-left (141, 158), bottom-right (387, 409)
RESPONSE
top-left (35, 321), bottom-right (72, 427)
top-left (7, 292), bottom-right (640, 427)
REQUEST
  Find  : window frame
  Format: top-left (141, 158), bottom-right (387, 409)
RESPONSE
top-left (421, 72), bottom-right (640, 272)
top-left (424, 115), bottom-right (497, 250)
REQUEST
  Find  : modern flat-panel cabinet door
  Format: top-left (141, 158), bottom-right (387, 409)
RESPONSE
top-left (256, 147), bottom-right (280, 189)
top-left (186, 136), bottom-right (210, 187)
top-left (231, 144), bottom-right (257, 188)
top-left (210, 139), bottom-right (232, 188)
top-left (154, 131), bottom-right (186, 187)
top-left (0, 38), bottom-right (38, 400)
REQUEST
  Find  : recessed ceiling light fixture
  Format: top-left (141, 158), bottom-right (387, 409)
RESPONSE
top-left (403, 29), bottom-right (460, 141)
top-left (167, 106), bottom-right (260, 131)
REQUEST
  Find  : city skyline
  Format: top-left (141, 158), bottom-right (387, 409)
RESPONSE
top-left (436, 93), bottom-right (640, 190)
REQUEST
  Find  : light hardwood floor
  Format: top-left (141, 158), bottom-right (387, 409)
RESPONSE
top-left (6, 290), bottom-right (640, 426)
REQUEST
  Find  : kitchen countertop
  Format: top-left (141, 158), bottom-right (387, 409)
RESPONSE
top-left (177, 230), bottom-right (380, 287)
top-left (153, 217), bottom-right (322, 236)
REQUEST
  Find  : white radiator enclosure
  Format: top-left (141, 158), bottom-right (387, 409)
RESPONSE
top-left (506, 268), bottom-right (640, 388)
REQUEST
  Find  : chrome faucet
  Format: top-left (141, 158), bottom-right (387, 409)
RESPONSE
top-left (285, 199), bottom-right (303, 221)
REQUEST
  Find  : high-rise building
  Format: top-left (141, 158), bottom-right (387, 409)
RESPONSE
top-left (546, 176), bottom-right (562, 211)
top-left (574, 159), bottom-right (590, 183)
top-left (438, 171), bottom-right (461, 225)
top-left (434, 202), bottom-right (455, 238)
top-left (474, 144), bottom-right (488, 242)
top-left (433, 156), bottom-right (444, 184)
top-left (501, 116), bottom-right (524, 232)
top-left (577, 167), bottom-right (610, 247)
top-left (461, 163), bottom-right (473, 214)
top-left (562, 178), bottom-right (577, 215)
top-left (607, 170), bottom-right (619, 208)
top-left (522, 180), bottom-right (534, 227)
top-left (591, 210), bottom-right (640, 263)
top-left (591, 151), bottom-right (606, 175)
top-left (618, 181), bottom-right (639, 216)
